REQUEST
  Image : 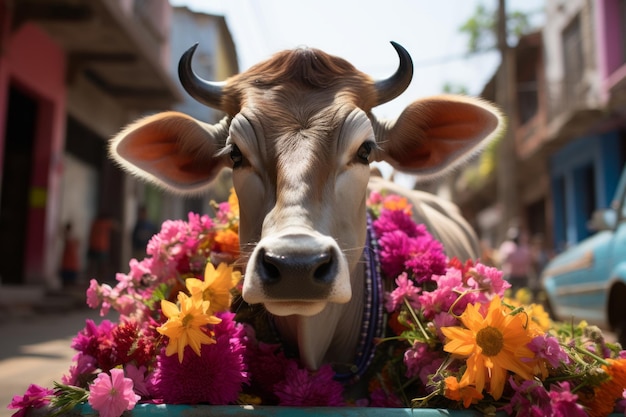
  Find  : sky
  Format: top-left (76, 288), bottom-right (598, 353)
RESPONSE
top-left (169, 0), bottom-right (545, 119)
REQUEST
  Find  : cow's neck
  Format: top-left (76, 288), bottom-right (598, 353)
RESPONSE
top-left (272, 214), bottom-right (383, 374)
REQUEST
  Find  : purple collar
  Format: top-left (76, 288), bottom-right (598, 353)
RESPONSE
top-left (334, 212), bottom-right (384, 383)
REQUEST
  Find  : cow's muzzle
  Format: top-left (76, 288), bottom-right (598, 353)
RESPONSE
top-left (242, 232), bottom-right (351, 316)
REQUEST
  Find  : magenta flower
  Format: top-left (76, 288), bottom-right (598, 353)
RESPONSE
top-left (369, 387), bottom-right (404, 407)
top-left (503, 378), bottom-right (550, 416)
top-left (403, 235), bottom-right (446, 283)
top-left (61, 352), bottom-right (97, 386)
top-left (8, 384), bottom-right (54, 417)
top-left (88, 369), bottom-right (139, 417)
top-left (124, 364), bottom-right (150, 397)
top-left (378, 230), bottom-right (413, 278)
top-left (404, 342), bottom-right (444, 386)
top-left (527, 335), bottom-right (570, 368)
top-left (274, 362), bottom-right (344, 406)
top-left (373, 209), bottom-right (421, 237)
top-left (148, 312), bottom-right (248, 404)
top-left (547, 382), bottom-right (588, 417)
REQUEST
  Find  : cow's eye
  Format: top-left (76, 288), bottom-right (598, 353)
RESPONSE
top-left (356, 141), bottom-right (374, 164)
top-left (230, 144), bottom-right (243, 168)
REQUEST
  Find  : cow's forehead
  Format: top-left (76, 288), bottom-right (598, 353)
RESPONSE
top-left (242, 88), bottom-right (357, 140)
top-left (223, 46), bottom-right (378, 117)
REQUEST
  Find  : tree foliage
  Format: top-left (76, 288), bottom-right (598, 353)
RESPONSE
top-left (459, 2), bottom-right (532, 54)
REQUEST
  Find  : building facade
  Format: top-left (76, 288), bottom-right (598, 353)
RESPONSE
top-left (0, 0), bottom-right (179, 302)
top-left (454, 0), bottom-right (626, 260)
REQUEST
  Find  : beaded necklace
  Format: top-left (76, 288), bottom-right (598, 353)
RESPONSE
top-left (334, 211), bottom-right (384, 383)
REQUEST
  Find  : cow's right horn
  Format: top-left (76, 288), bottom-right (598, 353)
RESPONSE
top-left (373, 41), bottom-right (414, 106)
top-left (178, 43), bottom-right (225, 109)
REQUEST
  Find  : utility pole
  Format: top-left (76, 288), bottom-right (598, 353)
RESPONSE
top-left (496, 0), bottom-right (519, 241)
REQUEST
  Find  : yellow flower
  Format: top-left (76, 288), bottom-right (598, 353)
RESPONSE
top-left (441, 296), bottom-right (535, 400)
top-left (156, 292), bottom-right (221, 363)
top-left (504, 298), bottom-right (551, 335)
top-left (443, 376), bottom-right (483, 408)
top-left (186, 263), bottom-right (241, 313)
top-left (228, 188), bottom-right (239, 217)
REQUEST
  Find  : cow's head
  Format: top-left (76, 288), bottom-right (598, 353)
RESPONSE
top-left (110, 42), bottom-right (503, 319)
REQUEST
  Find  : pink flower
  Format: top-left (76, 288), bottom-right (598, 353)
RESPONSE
top-left (88, 369), bottom-right (139, 417)
top-left (86, 279), bottom-right (100, 309)
top-left (8, 384), bottom-right (54, 417)
top-left (273, 362), bottom-right (344, 406)
top-left (466, 263), bottom-right (510, 298)
top-left (385, 273), bottom-right (421, 312)
top-left (419, 268), bottom-right (469, 319)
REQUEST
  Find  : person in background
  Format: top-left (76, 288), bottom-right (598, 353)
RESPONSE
top-left (132, 206), bottom-right (157, 260)
top-left (60, 222), bottom-right (80, 288)
top-left (498, 227), bottom-right (534, 297)
top-left (87, 213), bottom-right (117, 281)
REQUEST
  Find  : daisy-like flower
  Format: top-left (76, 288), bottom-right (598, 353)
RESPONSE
top-left (88, 369), bottom-right (140, 417)
top-left (156, 292), bottom-right (221, 363)
top-left (185, 263), bottom-right (240, 314)
top-left (440, 296), bottom-right (535, 400)
top-left (443, 376), bottom-right (483, 408)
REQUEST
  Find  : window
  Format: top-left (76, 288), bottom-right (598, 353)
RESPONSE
top-left (562, 14), bottom-right (584, 96)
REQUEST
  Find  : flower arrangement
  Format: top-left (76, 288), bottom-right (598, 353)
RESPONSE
top-left (8, 190), bottom-right (626, 417)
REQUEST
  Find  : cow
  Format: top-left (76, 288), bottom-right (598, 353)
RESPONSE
top-left (109, 42), bottom-right (504, 374)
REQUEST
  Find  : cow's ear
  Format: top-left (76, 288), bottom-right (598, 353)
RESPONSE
top-left (109, 111), bottom-right (231, 194)
top-left (375, 95), bottom-right (504, 178)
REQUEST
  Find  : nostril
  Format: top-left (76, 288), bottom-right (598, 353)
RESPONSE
top-left (313, 252), bottom-right (333, 283)
top-left (260, 250), bottom-right (281, 284)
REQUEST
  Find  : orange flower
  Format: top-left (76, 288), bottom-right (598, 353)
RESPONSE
top-left (441, 296), bottom-right (535, 400)
top-left (580, 358), bottom-right (626, 417)
top-left (215, 229), bottom-right (240, 256)
top-left (383, 194), bottom-right (412, 215)
top-left (443, 376), bottom-right (483, 408)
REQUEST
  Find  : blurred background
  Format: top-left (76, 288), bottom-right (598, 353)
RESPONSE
top-left (0, 0), bottom-right (624, 318)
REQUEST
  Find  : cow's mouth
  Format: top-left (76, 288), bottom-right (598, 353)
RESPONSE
top-left (263, 300), bottom-right (327, 317)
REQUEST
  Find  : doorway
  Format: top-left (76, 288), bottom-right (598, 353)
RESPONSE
top-left (0, 85), bottom-right (38, 285)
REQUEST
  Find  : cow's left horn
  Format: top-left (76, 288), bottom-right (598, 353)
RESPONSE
top-left (178, 43), bottom-right (226, 109)
top-left (374, 41), bottom-right (414, 106)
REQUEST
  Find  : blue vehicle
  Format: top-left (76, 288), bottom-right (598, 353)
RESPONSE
top-left (542, 166), bottom-right (626, 346)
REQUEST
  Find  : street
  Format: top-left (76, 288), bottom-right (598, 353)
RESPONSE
top-left (0, 307), bottom-right (109, 417)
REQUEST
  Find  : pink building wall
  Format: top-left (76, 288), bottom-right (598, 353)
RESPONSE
top-left (595, 0), bottom-right (626, 102)
top-left (0, 21), bottom-right (67, 285)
